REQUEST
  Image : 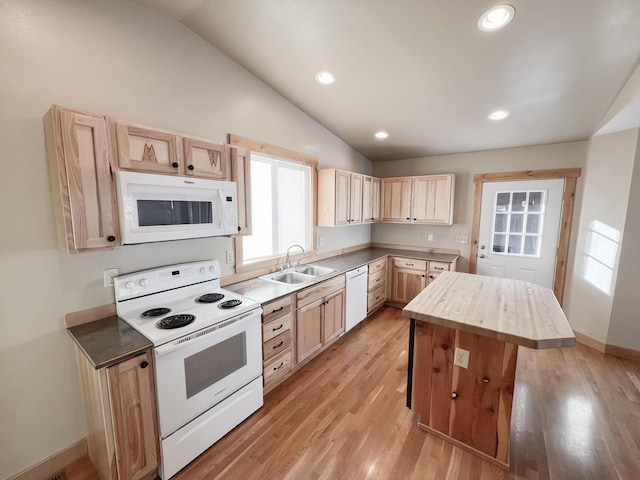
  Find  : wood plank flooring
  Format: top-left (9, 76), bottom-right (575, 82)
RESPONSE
top-left (67, 306), bottom-right (640, 480)
top-left (172, 306), bottom-right (640, 480)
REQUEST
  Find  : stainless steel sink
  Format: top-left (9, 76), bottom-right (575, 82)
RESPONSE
top-left (260, 264), bottom-right (338, 285)
top-left (294, 265), bottom-right (337, 277)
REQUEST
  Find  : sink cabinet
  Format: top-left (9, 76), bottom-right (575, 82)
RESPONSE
top-left (295, 275), bottom-right (345, 364)
top-left (261, 295), bottom-right (294, 393)
top-left (74, 347), bottom-right (159, 480)
top-left (43, 105), bottom-right (121, 253)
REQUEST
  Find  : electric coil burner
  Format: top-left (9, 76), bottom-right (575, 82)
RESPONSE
top-left (196, 293), bottom-right (225, 304)
top-left (142, 307), bottom-right (172, 318)
top-left (219, 299), bottom-right (242, 309)
top-left (156, 314), bottom-right (196, 329)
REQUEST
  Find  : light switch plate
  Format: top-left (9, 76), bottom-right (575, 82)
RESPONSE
top-left (226, 250), bottom-right (234, 264)
top-left (455, 235), bottom-right (469, 244)
top-left (454, 347), bottom-right (470, 369)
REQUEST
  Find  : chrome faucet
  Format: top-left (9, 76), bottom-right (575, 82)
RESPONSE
top-left (285, 244), bottom-right (305, 270)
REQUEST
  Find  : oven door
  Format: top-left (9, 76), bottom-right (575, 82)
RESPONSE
top-left (154, 308), bottom-right (262, 438)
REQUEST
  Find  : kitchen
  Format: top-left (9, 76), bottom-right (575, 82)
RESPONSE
top-left (2, 1), bottom-right (640, 480)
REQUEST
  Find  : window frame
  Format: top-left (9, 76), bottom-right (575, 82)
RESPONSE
top-left (229, 134), bottom-right (318, 274)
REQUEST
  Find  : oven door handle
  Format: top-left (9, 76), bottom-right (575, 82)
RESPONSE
top-left (154, 308), bottom-right (262, 358)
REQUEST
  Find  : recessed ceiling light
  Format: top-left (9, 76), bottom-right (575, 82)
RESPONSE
top-left (375, 131), bottom-right (389, 139)
top-left (478, 5), bottom-right (515, 31)
top-left (315, 71), bottom-right (335, 85)
top-left (488, 110), bottom-right (510, 120)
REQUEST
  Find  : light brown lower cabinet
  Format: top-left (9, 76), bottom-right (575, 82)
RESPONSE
top-left (261, 294), bottom-right (294, 393)
top-left (295, 275), bottom-right (345, 364)
top-left (75, 347), bottom-right (159, 480)
top-left (389, 258), bottom-right (428, 304)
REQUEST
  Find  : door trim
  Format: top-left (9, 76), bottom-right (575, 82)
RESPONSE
top-left (469, 168), bottom-right (581, 304)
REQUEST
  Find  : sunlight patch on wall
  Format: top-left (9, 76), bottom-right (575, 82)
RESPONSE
top-left (582, 220), bottom-right (620, 295)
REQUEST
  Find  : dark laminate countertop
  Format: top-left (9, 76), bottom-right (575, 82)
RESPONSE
top-left (225, 247), bottom-right (458, 305)
top-left (67, 316), bottom-right (152, 369)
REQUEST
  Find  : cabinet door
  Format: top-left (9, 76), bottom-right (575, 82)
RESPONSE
top-left (362, 175), bottom-right (373, 223)
top-left (115, 122), bottom-right (180, 174)
top-left (44, 107), bottom-right (120, 252)
top-left (371, 177), bottom-right (381, 222)
top-left (392, 267), bottom-right (427, 303)
top-left (323, 289), bottom-right (344, 343)
top-left (296, 299), bottom-right (324, 363)
top-left (184, 137), bottom-right (228, 179)
top-left (382, 178), bottom-right (412, 222)
top-left (335, 170), bottom-right (351, 225)
top-left (412, 175), bottom-right (454, 224)
top-left (349, 173), bottom-right (363, 224)
top-left (230, 146), bottom-right (252, 235)
top-left (107, 352), bottom-right (159, 480)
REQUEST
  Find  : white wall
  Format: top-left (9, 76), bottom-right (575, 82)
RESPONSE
top-left (562, 129), bottom-right (639, 344)
top-left (0, 0), bottom-right (370, 477)
top-left (371, 141), bottom-right (588, 273)
top-left (605, 130), bottom-right (640, 349)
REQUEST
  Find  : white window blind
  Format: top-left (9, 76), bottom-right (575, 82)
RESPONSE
top-left (241, 153), bottom-right (313, 264)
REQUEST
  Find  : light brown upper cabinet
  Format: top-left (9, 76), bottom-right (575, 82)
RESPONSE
top-left (114, 120), bottom-right (229, 180)
top-left (229, 145), bottom-right (252, 235)
top-left (382, 174), bottom-right (454, 225)
top-left (362, 175), bottom-right (381, 223)
top-left (318, 169), bottom-right (367, 226)
top-left (43, 105), bottom-right (120, 253)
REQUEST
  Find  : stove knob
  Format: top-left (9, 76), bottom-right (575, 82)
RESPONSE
top-left (140, 278), bottom-right (149, 287)
top-left (200, 267), bottom-right (207, 274)
top-left (125, 281), bottom-right (135, 289)
top-left (209, 266), bottom-right (216, 273)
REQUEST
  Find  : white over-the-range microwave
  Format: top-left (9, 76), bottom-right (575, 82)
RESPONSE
top-left (116, 171), bottom-right (238, 245)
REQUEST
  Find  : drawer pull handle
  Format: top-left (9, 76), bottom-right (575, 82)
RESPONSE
top-left (273, 341), bottom-right (284, 349)
top-left (272, 306), bottom-right (284, 313)
top-left (434, 266), bottom-right (445, 270)
top-left (273, 362), bottom-right (284, 371)
top-left (272, 324), bottom-right (284, 332)
top-left (406, 263), bottom-right (414, 266)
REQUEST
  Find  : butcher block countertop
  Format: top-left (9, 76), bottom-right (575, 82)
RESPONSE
top-left (403, 271), bottom-right (576, 349)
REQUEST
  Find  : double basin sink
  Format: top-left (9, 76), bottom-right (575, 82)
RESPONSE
top-left (260, 264), bottom-right (338, 286)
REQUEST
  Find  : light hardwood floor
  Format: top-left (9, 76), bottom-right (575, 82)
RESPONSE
top-left (67, 306), bottom-right (640, 480)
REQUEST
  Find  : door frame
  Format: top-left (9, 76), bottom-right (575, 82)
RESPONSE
top-left (469, 168), bottom-right (581, 304)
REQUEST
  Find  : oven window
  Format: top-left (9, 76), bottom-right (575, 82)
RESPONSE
top-left (137, 200), bottom-right (213, 226)
top-left (184, 332), bottom-right (247, 399)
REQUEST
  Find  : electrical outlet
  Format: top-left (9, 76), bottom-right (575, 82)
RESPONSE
top-left (319, 236), bottom-right (325, 247)
top-left (454, 348), bottom-right (470, 369)
top-left (455, 235), bottom-right (469, 244)
top-left (427, 233), bottom-right (434, 241)
top-left (226, 250), bottom-right (234, 264)
top-left (103, 268), bottom-right (119, 288)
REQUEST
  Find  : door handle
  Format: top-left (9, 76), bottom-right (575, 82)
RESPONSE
top-left (479, 253), bottom-right (485, 258)
top-left (480, 245), bottom-right (486, 250)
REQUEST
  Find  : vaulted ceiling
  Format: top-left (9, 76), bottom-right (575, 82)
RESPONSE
top-left (133, 0), bottom-right (640, 162)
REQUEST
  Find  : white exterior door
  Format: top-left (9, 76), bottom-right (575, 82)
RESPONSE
top-left (476, 179), bottom-right (564, 288)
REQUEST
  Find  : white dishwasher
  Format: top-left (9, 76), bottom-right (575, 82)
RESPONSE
top-left (345, 265), bottom-right (368, 332)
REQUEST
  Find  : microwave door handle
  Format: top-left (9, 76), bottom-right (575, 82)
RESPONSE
top-left (217, 190), bottom-right (225, 229)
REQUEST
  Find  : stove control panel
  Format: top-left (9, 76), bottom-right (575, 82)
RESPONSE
top-left (114, 260), bottom-right (222, 302)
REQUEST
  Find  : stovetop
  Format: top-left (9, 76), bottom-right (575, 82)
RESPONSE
top-left (114, 260), bottom-right (260, 346)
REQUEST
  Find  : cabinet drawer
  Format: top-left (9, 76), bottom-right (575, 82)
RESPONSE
top-left (368, 268), bottom-right (386, 292)
top-left (263, 331), bottom-right (292, 361)
top-left (429, 262), bottom-right (450, 272)
top-left (263, 347), bottom-right (292, 385)
top-left (367, 285), bottom-right (385, 311)
top-left (393, 257), bottom-right (427, 270)
top-left (296, 275), bottom-right (346, 308)
top-left (262, 295), bottom-right (292, 324)
top-left (368, 259), bottom-right (387, 273)
top-left (262, 312), bottom-right (292, 343)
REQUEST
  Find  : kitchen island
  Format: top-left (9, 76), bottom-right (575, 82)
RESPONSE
top-left (403, 271), bottom-right (575, 470)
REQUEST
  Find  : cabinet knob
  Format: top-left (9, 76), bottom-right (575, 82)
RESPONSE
top-left (140, 361), bottom-right (149, 369)
top-left (483, 377), bottom-right (490, 383)
top-left (237, 226), bottom-right (241, 232)
top-left (172, 162), bottom-right (179, 168)
top-left (451, 392), bottom-right (458, 399)
top-left (188, 164), bottom-right (195, 170)
top-left (413, 218), bottom-right (416, 221)
top-left (107, 235), bottom-right (116, 242)
top-left (406, 217), bottom-right (410, 220)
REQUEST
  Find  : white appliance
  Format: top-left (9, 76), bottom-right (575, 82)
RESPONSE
top-left (116, 171), bottom-right (238, 245)
top-left (345, 265), bottom-right (368, 332)
top-left (114, 260), bottom-right (263, 480)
